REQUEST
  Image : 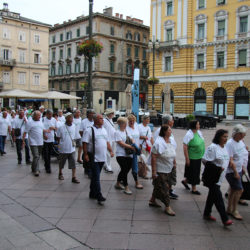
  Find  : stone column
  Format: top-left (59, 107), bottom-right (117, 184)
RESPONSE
top-left (163, 84), bottom-right (170, 114)
top-left (125, 84), bottom-right (132, 115)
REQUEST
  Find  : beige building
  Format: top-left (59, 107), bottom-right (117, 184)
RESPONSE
top-left (0, 4), bottom-right (50, 107)
top-left (49, 7), bottom-right (149, 112)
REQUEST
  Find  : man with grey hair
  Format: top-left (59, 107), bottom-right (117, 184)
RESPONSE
top-left (43, 109), bottom-right (57, 173)
top-left (23, 111), bottom-right (46, 176)
top-left (153, 114), bottom-right (178, 200)
top-left (58, 110), bottom-right (65, 123)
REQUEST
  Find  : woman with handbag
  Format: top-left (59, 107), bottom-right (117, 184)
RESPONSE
top-left (202, 129), bottom-right (233, 226)
top-left (149, 125), bottom-right (176, 216)
top-left (114, 117), bottom-right (135, 195)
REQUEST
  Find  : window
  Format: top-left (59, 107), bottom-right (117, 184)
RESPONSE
top-left (167, 1), bottom-right (173, 16)
top-left (110, 61), bottom-right (115, 72)
top-left (2, 49), bottom-right (11, 60)
top-left (127, 46), bottom-right (131, 57)
top-left (198, 0), bottom-right (205, 9)
top-left (126, 63), bottom-right (132, 74)
top-left (66, 64), bottom-right (71, 74)
top-left (110, 80), bottom-right (114, 90)
top-left (165, 57), bottom-right (171, 71)
top-left (19, 31), bottom-right (26, 42)
top-left (66, 31), bottom-right (72, 40)
top-left (135, 47), bottom-right (139, 58)
top-left (52, 35), bottom-right (56, 43)
top-left (58, 64), bottom-right (63, 75)
top-left (110, 44), bottom-right (115, 54)
top-left (75, 62), bottom-right (80, 73)
top-left (217, 51), bottom-right (224, 68)
top-left (18, 72), bottom-right (26, 84)
top-left (34, 34), bottom-right (40, 44)
top-left (126, 31), bottom-right (132, 40)
top-left (59, 49), bottom-right (63, 59)
top-left (217, 0), bottom-right (226, 6)
top-left (240, 16), bottom-right (248, 33)
top-left (59, 82), bottom-right (63, 90)
top-left (76, 80), bottom-right (79, 90)
top-left (134, 32), bottom-right (140, 41)
top-left (60, 33), bottom-right (63, 41)
top-left (66, 82), bottom-right (70, 90)
top-left (33, 74), bottom-right (40, 85)
top-left (197, 54), bottom-right (204, 69)
top-left (239, 49), bottom-right (247, 66)
top-left (3, 72), bottom-right (10, 84)
top-left (166, 28), bottom-right (172, 41)
top-left (51, 66), bottom-right (55, 76)
top-left (76, 28), bottom-right (80, 37)
top-left (218, 20), bottom-right (225, 36)
top-left (198, 23), bottom-right (205, 39)
top-left (19, 50), bottom-right (25, 63)
top-left (86, 26), bottom-right (89, 35)
top-left (110, 26), bottom-right (115, 36)
top-left (3, 28), bottom-right (10, 39)
top-left (52, 50), bottom-right (56, 60)
top-left (143, 48), bottom-right (147, 60)
top-left (67, 47), bottom-right (71, 58)
top-left (34, 53), bottom-right (41, 64)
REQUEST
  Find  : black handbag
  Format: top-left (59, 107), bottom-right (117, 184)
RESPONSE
top-left (241, 174), bottom-right (250, 200)
top-left (125, 131), bottom-right (134, 155)
top-left (202, 161), bottom-right (223, 188)
top-left (14, 119), bottom-right (24, 137)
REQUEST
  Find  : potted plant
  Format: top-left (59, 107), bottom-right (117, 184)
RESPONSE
top-left (147, 77), bottom-right (159, 85)
top-left (77, 39), bottom-right (103, 58)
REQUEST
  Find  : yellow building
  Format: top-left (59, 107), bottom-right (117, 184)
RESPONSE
top-left (149, 0), bottom-right (250, 120)
top-left (0, 3), bottom-right (50, 108)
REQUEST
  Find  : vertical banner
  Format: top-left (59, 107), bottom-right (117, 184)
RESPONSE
top-left (132, 68), bottom-right (140, 121)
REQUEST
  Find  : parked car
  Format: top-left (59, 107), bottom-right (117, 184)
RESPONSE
top-left (138, 109), bottom-right (150, 122)
top-left (113, 109), bottom-right (126, 122)
top-left (193, 111), bottom-right (222, 123)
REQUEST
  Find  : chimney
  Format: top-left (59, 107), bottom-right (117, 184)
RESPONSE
top-left (3, 3), bottom-right (8, 11)
top-left (120, 14), bottom-right (123, 19)
top-left (103, 7), bottom-right (113, 16)
top-left (126, 16), bottom-right (132, 21)
top-left (115, 13), bottom-right (119, 17)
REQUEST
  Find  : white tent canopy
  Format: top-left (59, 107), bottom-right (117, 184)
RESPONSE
top-left (0, 89), bottom-right (45, 98)
top-left (42, 91), bottom-right (81, 100)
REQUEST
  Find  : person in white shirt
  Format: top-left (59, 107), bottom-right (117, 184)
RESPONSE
top-left (43, 109), bottom-right (57, 173)
top-left (58, 110), bottom-right (66, 123)
top-left (57, 113), bottom-right (80, 184)
top-left (103, 109), bottom-right (116, 174)
top-left (73, 110), bottom-right (83, 164)
top-left (39, 106), bottom-right (45, 121)
top-left (0, 111), bottom-right (11, 155)
top-left (12, 109), bottom-right (31, 164)
top-left (202, 129), bottom-right (233, 227)
top-left (79, 109), bottom-right (95, 137)
top-left (23, 111), bottom-right (46, 176)
top-left (225, 124), bottom-right (248, 220)
top-left (82, 114), bottom-right (114, 205)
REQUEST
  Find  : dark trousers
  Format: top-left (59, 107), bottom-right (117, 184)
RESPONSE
top-left (90, 162), bottom-right (104, 199)
top-left (0, 135), bottom-right (6, 153)
top-left (117, 157), bottom-right (133, 186)
top-left (204, 184), bottom-right (228, 223)
top-left (16, 139), bottom-right (30, 162)
top-left (43, 142), bottom-right (53, 170)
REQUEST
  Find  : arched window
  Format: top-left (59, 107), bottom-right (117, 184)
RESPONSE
top-left (213, 87), bottom-right (227, 117)
top-left (235, 87), bottom-right (249, 119)
top-left (194, 88), bottom-right (206, 111)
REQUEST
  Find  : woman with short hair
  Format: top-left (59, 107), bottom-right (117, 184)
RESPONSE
top-left (182, 120), bottom-right (205, 194)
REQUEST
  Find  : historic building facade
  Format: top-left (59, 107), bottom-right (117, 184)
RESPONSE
top-left (149, 0), bottom-right (250, 119)
top-left (0, 4), bottom-right (50, 107)
top-left (49, 7), bottom-right (149, 112)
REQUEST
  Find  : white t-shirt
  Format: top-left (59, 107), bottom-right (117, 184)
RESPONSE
top-left (25, 119), bottom-right (44, 146)
top-left (151, 136), bottom-right (176, 174)
top-left (43, 117), bottom-right (57, 143)
top-left (183, 129), bottom-right (204, 145)
top-left (12, 117), bottom-right (28, 139)
top-left (103, 117), bottom-right (116, 142)
top-left (153, 127), bottom-right (177, 149)
top-left (126, 125), bottom-right (140, 146)
top-left (73, 117), bottom-right (82, 139)
top-left (203, 143), bottom-right (230, 186)
top-left (226, 138), bottom-right (247, 173)
top-left (0, 117), bottom-right (11, 136)
top-left (82, 126), bottom-right (108, 162)
top-left (138, 123), bottom-right (152, 148)
top-left (80, 118), bottom-right (94, 133)
top-left (58, 115), bottom-right (65, 123)
top-left (57, 124), bottom-right (76, 154)
top-left (115, 129), bottom-right (133, 158)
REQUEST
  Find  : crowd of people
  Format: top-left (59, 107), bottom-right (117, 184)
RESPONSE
top-left (0, 106), bottom-right (249, 227)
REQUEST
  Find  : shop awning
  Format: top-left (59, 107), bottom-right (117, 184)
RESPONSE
top-left (18, 99), bottom-right (45, 102)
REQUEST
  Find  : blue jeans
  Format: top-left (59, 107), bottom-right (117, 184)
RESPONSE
top-left (132, 143), bottom-right (141, 181)
top-left (0, 135), bottom-right (6, 153)
top-left (90, 162), bottom-right (104, 199)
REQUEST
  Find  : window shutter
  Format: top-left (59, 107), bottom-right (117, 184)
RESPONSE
top-left (9, 50), bottom-right (12, 59)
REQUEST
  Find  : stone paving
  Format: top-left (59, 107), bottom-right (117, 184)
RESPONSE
top-left (0, 124), bottom-right (250, 250)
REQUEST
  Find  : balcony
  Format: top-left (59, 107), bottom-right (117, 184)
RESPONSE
top-left (158, 40), bottom-right (179, 51)
top-left (0, 58), bottom-right (16, 67)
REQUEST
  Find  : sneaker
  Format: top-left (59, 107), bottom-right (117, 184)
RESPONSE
top-left (124, 189), bottom-right (132, 195)
top-left (97, 196), bottom-right (106, 205)
top-left (169, 190), bottom-right (178, 200)
top-left (34, 171), bottom-right (39, 177)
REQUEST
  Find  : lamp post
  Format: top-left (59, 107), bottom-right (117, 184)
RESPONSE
top-left (148, 38), bottom-right (159, 110)
top-left (88, 0), bottom-right (93, 108)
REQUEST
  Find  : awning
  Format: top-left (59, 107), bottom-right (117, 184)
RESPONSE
top-left (18, 99), bottom-right (45, 102)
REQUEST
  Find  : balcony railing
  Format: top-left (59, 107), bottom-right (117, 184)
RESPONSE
top-left (0, 58), bottom-right (16, 67)
top-left (158, 40), bottom-right (179, 50)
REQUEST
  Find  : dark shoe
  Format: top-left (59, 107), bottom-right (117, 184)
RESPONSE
top-left (203, 215), bottom-right (216, 221)
top-left (98, 196), bottom-right (106, 202)
top-left (46, 169), bottom-right (51, 174)
top-left (191, 190), bottom-right (201, 195)
top-left (58, 174), bottom-right (64, 180)
top-left (89, 194), bottom-right (97, 200)
top-left (223, 219), bottom-right (233, 227)
top-left (72, 177), bottom-right (80, 184)
top-left (104, 168), bottom-right (113, 174)
top-left (181, 180), bottom-right (190, 190)
top-left (34, 171), bottom-right (39, 177)
top-left (169, 190), bottom-right (178, 200)
top-left (18, 161), bottom-right (22, 165)
top-left (2, 152), bottom-right (6, 154)
top-left (238, 200), bottom-right (248, 206)
top-left (26, 161), bottom-right (32, 165)
top-left (148, 201), bottom-right (161, 208)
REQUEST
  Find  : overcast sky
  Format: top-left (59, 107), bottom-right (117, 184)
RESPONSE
top-left (4, 0), bottom-right (151, 26)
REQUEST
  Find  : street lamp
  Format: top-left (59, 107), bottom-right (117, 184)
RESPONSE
top-left (88, 0), bottom-right (93, 108)
top-left (148, 38), bottom-right (160, 110)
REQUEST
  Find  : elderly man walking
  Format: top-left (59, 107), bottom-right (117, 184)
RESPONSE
top-left (23, 111), bottom-right (45, 176)
top-left (57, 113), bottom-right (80, 183)
top-left (12, 109), bottom-right (31, 164)
top-left (0, 111), bottom-right (11, 155)
top-left (82, 114), bottom-right (114, 204)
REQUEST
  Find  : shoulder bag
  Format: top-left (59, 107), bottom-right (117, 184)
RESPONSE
top-left (125, 131), bottom-right (134, 155)
top-left (14, 119), bottom-right (24, 137)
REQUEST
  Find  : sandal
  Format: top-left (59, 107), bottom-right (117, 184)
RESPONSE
top-left (114, 184), bottom-right (125, 190)
top-left (149, 201), bottom-right (161, 208)
top-left (135, 184), bottom-right (143, 189)
top-left (58, 174), bottom-right (64, 180)
top-left (72, 177), bottom-right (80, 184)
